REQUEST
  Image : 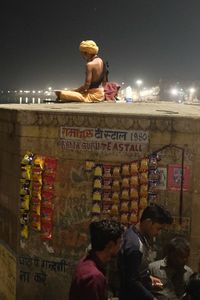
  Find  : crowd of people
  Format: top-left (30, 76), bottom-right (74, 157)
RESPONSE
top-left (69, 204), bottom-right (200, 300)
top-left (60, 41), bottom-right (199, 300)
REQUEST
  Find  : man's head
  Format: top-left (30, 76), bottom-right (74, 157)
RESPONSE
top-left (79, 40), bottom-right (99, 59)
top-left (139, 204), bottom-right (173, 239)
top-left (90, 219), bottom-right (123, 261)
top-left (165, 236), bottom-right (190, 269)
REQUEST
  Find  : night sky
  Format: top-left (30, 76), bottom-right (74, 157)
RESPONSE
top-left (1, 0), bottom-right (200, 89)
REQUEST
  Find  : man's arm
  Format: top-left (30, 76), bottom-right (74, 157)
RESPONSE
top-left (120, 249), bottom-right (155, 300)
top-left (69, 272), bottom-right (107, 300)
top-left (74, 63), bottom-right (92, 92)
top-left (83, 273), bottom-right (107, 300)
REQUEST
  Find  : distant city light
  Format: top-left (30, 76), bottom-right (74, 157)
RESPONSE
top-left (140, 88), bottom-right (153, 97)
top-left (189, 87), bottom-right (196, 94)
top-left (171, 88), bottom-right (178, 96)
top-left (0, 81), bottom-right (199, 105)
top-left (125, 86), bottom-right (133, 98)
top-left (136, 79), bottom-right (143, 87)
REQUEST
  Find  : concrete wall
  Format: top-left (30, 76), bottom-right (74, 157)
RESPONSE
top-left (0, 103), bottom-right (199, 299)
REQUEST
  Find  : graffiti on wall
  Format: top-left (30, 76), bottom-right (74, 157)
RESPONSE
top-left (19, 255), bottom-right (74, 285)
top-left (56, 160), bottom-right (91, 224)
top-left (51, 160), bottom-right (91, 255)
top-left (58, 193), bottom-right (90, 227)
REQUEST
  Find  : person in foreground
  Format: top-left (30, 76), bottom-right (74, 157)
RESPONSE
top-left (119, 204), bottom-right (173, 300)
top-left (149, 236), bottom-right (193, 300)
top-left (55, 40), bottom-right (106, 103)
top-left (183, 272), bottom-right (200, 300)
top-left (69, 219), bottom-right (123, 300)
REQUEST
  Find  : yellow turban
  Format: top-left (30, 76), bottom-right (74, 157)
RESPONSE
top-left (79, 40), bottom-right (99, 55)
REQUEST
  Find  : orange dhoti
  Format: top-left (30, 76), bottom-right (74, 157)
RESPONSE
top-left (56, 87), bottom-right (105, 103)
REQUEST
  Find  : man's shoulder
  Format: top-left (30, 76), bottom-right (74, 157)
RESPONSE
top-left (123, 226), bottom-right (141, 251)
top-left (87, 57), bottom-right (103, 67)
top-left (76, 257), bottom-right (97, 268)
top-left (86, 61), bottom-right (93, 66)
top-left (73, 259), bottom-right (105, 288)
top-left (127, 226), bottom-right (142, 240)
top-left (76, 257), bottom-right (104, 277)
top-left (124, 226), bottom-right (138, 238)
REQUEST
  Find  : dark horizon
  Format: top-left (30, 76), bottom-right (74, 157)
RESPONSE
top-left (1, 0), bottom-right (200, 89)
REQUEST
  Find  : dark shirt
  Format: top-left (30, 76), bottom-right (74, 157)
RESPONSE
top-left (69, 251), bottom-right (107, 300)
top-left (119, 226), bottom-right (154, 300)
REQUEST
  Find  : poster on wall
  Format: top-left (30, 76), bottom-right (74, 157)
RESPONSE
top-left (157, 167), bottom-right (167, 190)
top-left (167, 164), bottom-right (190, 191)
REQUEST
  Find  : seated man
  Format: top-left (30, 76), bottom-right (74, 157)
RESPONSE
top-left (55, 40), bottom-right (106, 103)
top-left (149, 236), bottom-right (193, 300)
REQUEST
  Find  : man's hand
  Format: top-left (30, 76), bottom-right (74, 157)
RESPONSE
top-left (150, 275), bottom-right (164, 290)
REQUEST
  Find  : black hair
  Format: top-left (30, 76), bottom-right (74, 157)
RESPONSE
top-left (165, 236), bottom-right (190, 256)
top-left (90, 219), bottom-right (124, 251)
top-left (186, 272), bottom-right (200, 300)
top-left (140, 204), bottom-right (173, 224)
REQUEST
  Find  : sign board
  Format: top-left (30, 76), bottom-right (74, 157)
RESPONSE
top-left (58, 127), bottom-right (149, 154)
